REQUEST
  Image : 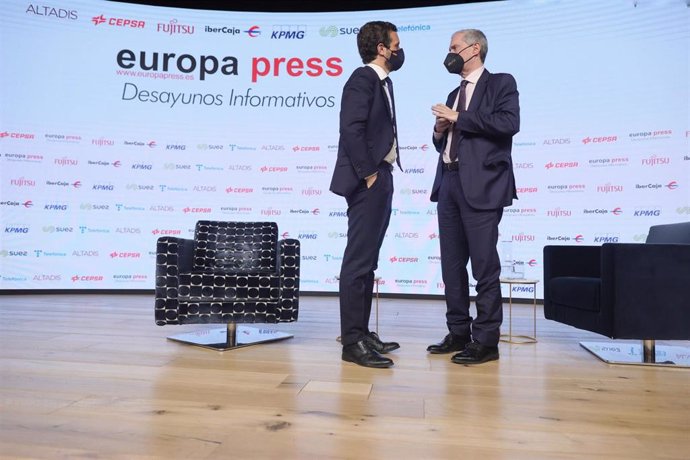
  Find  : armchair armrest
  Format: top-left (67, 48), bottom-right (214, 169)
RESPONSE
top-left (602, 243), bottom-right (690, 340)
top-left (278, 238), bottom-right (300, 321)
top-left (543, 245), bottom-right (602, 279)
top-left (155, 236), bottom-right (194, 325)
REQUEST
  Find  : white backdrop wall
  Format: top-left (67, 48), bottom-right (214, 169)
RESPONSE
top-left (1, 0), bottom-right (688, 298)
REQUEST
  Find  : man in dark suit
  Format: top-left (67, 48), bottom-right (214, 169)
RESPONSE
top-left (329, 21), bottom-right (404, 368)
top-left (428, 29), bottom-right (520, 365)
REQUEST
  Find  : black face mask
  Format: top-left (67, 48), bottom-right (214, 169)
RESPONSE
top-left (386, 48), bottom-right (405, 71)
top-left (444, 44), bottom-right (475, 74)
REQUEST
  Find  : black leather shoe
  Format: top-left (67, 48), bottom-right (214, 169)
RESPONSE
top-left (427, 333), bottom-right (470, 354)
top-left (342, 340), bottom-right (394, 368)
top-left (451, 342), bottom-right (499, 365)
top-left (364, 331), bottom-right (400, 354)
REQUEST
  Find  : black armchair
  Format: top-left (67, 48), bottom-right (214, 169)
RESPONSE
top-left (155, 221), bottom-right (300, 350)
top-left (543, 222), bottom-right (690, 367)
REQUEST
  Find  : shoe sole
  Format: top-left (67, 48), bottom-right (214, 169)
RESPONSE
top-left (427, 347), bottom-right (466, 354)
top-left (342, 355), bottom-right (394, 368)
top-left (451, 354), bottom-right (499, 365)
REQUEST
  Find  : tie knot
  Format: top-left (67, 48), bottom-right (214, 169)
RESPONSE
top-left (460, 80), bottom-right (469, 88)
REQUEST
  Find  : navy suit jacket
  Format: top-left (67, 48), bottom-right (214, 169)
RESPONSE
top-left (330, 66), bottom-right (397, 197)
top-left (430, 69), bottom-right (520, 209)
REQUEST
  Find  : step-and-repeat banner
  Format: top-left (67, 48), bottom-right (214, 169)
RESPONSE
top-left (1, 0), bottom-right (688, 298)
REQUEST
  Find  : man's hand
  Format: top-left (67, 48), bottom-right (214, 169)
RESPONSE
top-left (431, 103), bottom-right (459, 123)
top-left (434, 116), bottom-right (452, 133)
top-left (365, 173), bottom-right (378, 189)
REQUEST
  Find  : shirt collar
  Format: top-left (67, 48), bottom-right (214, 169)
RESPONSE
top-left (367, 62), bottom-right (389, 80)
top-left (462, 66), bottom-right (485, 85)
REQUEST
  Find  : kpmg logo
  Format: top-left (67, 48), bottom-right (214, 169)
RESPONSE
top-left (166, 144), bottom-right (186, 150)
top-left (44, 203), bottom-right (69, 211)
top-left (271, 25), bottom-right (306, 39)
top-left (593, 233), bottom-right (620, 243)
top-left (404, 168), bottom-right (425, 174)
top-left (92, 184), bottom-right (115, 191)
top-left (5, 226), bottom-right (29, 234)
top-left (131, 163), bottom-right (153, 170)
top-left (328, 210), bottom-right (347, 217)
top-left (298, 233), bottom-right (318, 240)
top-left (26, 4), bottom-right (77, 20)
top-left (633, 208), bottom-right (662, 217)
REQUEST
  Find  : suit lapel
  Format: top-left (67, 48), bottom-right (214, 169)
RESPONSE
top-left (468, 69), bottom-right (490, 112)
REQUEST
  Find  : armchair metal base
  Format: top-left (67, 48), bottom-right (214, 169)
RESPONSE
top-left (167, 323), bottom-right (293, 351)
top-left (580, 340), bottom-right (690, 368)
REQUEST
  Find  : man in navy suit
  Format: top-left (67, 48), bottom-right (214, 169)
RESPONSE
top-left (329, 21), bottom-right (404, 368)
top-left (428, 29), bottom-right (520, 365)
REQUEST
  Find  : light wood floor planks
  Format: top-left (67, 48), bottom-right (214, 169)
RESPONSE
top-left (0, 294), bottom-right (688, 459)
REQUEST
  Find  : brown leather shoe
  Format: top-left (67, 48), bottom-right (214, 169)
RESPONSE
top-left (342, 340), bottom-right (394, 368)
top-left (427, 333), bottom-right (470, 354)
top-left (451, 342), bottom-right (499, 365)
top-left (364, 331), bottom-right (400, 354)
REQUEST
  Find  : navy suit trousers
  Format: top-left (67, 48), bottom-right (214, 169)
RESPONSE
top-left (437, 168), bottom-right (503, 346)
top-left (339, 164), bottom-right (393, 346)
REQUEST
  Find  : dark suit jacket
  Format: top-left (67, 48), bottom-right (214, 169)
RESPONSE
top-left (330, 65), bottom-right (396, 197)
top-left (430, 69), bottom-right (520, 209)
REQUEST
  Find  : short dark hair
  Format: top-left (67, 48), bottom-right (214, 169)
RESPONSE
top-left (357, 21), bottom-right (397, 64)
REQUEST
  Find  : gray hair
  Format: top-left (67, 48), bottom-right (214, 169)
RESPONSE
top-left (456, 29), bottom-right (488, 63)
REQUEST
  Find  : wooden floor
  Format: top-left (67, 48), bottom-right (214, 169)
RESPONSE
top-left (0, 295), bottom-right (688, 459)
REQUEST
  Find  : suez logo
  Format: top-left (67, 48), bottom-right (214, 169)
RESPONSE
top-left (115, 49), bottom-right (343, 83)
top-left (320, 25), bottom-right (360, 37)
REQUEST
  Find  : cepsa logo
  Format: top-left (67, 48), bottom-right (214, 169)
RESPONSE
top-left (115, 49), bottom-right (343, 83)
top-left (92, 14), bottom-right (144, 28)
top-left (0, 131), bottom-right (35, 140)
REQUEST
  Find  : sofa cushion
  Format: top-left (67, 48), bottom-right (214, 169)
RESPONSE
top-left (549, 276), bottom-right (601, 312)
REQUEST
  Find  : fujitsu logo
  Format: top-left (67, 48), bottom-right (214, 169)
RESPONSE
top-left (596, 183), bottom-right (624, 193)
top-left (55, 157), bottom-right (78, 166)
top-left (512, 233), bottom-right (535, 242)
top-left (302, 187), bottom-right (322, 196)
top-left (641, 155), bottom-right (670, 166)
top-left (10, 177), bottom-right (35, 187)
top-left (157, 19), bottom-right (195, 35)
top-left (91, 138), bottom-right (114, 146)
top-left (546, 208), bottom-right (571, 217)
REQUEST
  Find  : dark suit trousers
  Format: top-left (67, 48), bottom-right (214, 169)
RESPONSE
top-left (437, 168), bottom-right (503, 346)
top-left (339, 164), bottom-right (393, 346)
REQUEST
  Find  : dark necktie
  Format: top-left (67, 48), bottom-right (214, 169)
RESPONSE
top-left (449, 79), bottom-right (469, 162)
top-left (383, 77), bottom-right (401, 169)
